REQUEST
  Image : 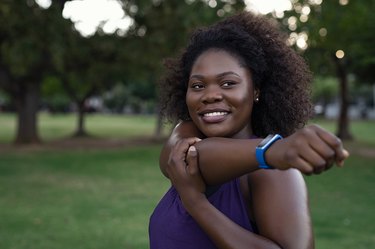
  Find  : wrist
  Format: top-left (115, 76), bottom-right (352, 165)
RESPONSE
top-left (182, 193), bottom-right (207, 214)
top-left (264, 139), bottom-right (281, 169)
top-left (256, 134), bottom-right (283, 169)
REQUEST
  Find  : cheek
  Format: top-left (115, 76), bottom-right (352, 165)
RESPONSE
top-left (234, 90), bottom-right (254, 118)
top-left (185, 91), bottom-right (197, 115)
top-left (235, 89), bottom-right (253, 106)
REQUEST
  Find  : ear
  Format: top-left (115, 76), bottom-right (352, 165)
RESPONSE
top-left (254, 88), bottom-right (260, 102)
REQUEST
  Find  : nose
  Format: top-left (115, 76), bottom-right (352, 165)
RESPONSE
top-left (201, 85), bottom-right (223, 104)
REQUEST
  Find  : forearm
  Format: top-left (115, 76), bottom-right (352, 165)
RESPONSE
top-left (161, 136), bottom-right (263, 185)
top-left (184, 195), bottom-right (282, 249)
top-left (160, 122), bottom-right (349, 185)
top-left (159, 121), bottom-right (262, 184)
top-left (194, 137), bottom-right (262, 185)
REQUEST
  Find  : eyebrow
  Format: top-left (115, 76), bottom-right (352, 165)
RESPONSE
top-left (190, 71), bottom-right (241, 80)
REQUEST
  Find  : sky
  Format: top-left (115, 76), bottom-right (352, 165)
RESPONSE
top-left (35, 0), bottom-right (293, 37)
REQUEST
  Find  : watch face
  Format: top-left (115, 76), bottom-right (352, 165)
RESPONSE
top-left (258, 134), bottom-right (274, 147)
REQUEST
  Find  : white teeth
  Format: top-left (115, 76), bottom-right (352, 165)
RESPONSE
top-left (203, 112), bottom-right (228, 117)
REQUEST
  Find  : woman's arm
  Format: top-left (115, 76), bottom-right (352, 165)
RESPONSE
top-left (167, 143), bottom-right (284, 249)
top-left (168, 142), bottom-right (313, 249)
top-left (161, 121), bottom-right (349, 185)
top-left (159, 121), bottom-right (204, 177)
top-left (248, 169), bottom-right (314, 249)
top-left (160, 121), bottom-right (263, 183)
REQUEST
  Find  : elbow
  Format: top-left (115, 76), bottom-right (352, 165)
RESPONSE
top-left (159, 149), bottom-right (170, 178)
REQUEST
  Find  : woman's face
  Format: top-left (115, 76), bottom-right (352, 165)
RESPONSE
top-left (186, 49), bottom-right (256, 138)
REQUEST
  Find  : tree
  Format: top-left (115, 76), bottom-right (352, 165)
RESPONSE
top-left (0, 0), bottom-right (131, 140)
top-left (0, 1), bottom-right (69, 143)
top-left (311, 76), bottom-right (339, 116)
top-left (281, 0), bottom-right (375, 139)
top-left (55, 31), bottom-right (128, 137)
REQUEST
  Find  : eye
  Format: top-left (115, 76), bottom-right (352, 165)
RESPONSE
top-left (190, 82), bottom-right (204, 89)
top-left (221, 81), bottom-right (236, 88)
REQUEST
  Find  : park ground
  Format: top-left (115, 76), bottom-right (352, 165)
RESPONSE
top-left (0, 113), bottom-right (374, 249)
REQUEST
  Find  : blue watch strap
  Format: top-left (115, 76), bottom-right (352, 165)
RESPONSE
top-left (256, 134), bottom-right (283, 169)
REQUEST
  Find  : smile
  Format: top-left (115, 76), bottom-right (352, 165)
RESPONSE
top-left (203, 111), bottom-right (228, 117)
top-left (200, 111), bottom-right (230, 123)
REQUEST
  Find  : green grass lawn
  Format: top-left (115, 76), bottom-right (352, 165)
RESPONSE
top-left (0, 145), bottom-right (169, 249)
top-left (306, 155), bottom-right (375, 249)
top-left (0, 114), bottom-right (374, 248)
top-left (0, 113), bottom-right (163, 143)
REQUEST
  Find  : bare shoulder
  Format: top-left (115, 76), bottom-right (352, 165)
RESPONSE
top-left (249, 168), bottom-right (306, 193)
top-left (247, 168), bottom-right (309, 213)
top-left (247, 169), bottom-right (313, 249)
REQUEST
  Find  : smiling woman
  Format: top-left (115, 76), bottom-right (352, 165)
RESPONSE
top-left (151, 10), bottom-right (349, 249)
top-left (186, 49), bottom-right (255, 138)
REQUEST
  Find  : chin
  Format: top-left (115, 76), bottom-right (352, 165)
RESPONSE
top-left (200, 128), bottom-right (232, 138)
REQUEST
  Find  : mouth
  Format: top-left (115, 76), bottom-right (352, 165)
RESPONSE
top-left (199, 110), bottom-right (230, 123)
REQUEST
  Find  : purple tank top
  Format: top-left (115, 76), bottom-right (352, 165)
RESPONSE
top-left (149, 178), bottom-right (255, 249)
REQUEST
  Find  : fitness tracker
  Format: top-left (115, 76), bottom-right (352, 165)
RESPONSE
top-left (256, 134), bottom-right (283, 169)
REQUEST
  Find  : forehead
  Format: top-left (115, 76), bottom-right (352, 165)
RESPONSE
top-left (190, 49), bottom-right (250, 76)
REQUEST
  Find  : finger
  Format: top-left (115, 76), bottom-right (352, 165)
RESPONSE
top-left (298, 145), bottom-right (329, 174)
top-left (313, 125), bottom-right (348, 164)
top-left (336, 149), bottom-right (350, 167)
top-left (175, 137), bottom-right (202, 155)
top-left (170, 138), bottom-right (198, 163)
top-left (184, 137), bottom-right (202, 146)
top-left (293, 157), bottom-right (314, 175)
top-left (186, 146), bottom-right (199, 175)
top-left (304, 129), bottom-right (336, 164)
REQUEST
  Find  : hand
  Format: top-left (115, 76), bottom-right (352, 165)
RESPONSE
top-left (166, 138), bottom-right (206, 208)
top-left (267, 124), bottom-right (350, 174)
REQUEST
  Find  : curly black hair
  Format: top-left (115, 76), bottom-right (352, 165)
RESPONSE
top-left (158, 11), bottom-right (313, 137)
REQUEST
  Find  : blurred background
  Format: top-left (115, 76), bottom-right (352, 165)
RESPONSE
top-left (0, 0), bottom-right (374, 249)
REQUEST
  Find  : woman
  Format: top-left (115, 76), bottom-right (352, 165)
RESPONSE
top-left (149, 12), bottom-right (348, 249)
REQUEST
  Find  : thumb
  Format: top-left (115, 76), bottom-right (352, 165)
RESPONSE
top-left (186, 146), bottom-right (199, 175)
top-left (337, 149), bottom-right (350, 167)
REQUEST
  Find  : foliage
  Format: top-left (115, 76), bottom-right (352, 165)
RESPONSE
top-left (125, 0), bottom-right (246, 91)
top-left (311, 76), bottom-right (338, 104)
top-left (103, 81), bottom-right (156, 114)
top-left (0, 0), bottom-right (247, 142)
top-left (278, 0), bottom-right (375, 139)
top-left (282, 0), bottom-right (375, 83)
top-left (41, 76), bottom-right (71, 113)
top-left (0, 0), bottom-right (72, 143)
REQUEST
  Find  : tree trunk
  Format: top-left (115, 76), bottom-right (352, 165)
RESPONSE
top-left (14, 83), bottom-right (41, 144)
top-left (334, 56), bottom-right (353, 140)
top-left (73, 101), bottom-right (89, 137)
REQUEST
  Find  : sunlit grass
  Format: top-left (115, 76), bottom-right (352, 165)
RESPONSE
top-left (311, 118), bottom-right (375, 146)
top-left (0, 114), bottom-right (374, 248)
top-left (0, 113), bottom-right (166, 143)
top-left (305, 154), bottom-right (375, 249)
top-left (1, 113), bottom-right (374, 144)
top-left (0, 145), bottom-right (169, 249)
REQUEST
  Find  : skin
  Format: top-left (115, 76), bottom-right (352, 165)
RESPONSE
top-left (160, 49), bottom-right (349, 249)
top-left (186, 49), bottom-right (257, 139)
